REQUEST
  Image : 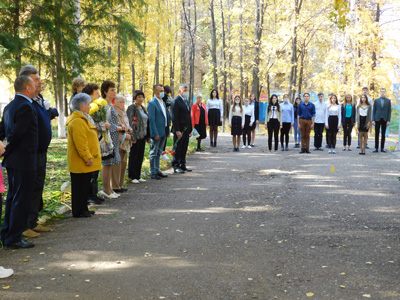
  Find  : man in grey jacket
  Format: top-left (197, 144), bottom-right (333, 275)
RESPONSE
top-left (372, 88), bottom-right (391, 153)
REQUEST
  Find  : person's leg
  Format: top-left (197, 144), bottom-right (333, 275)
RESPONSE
top-left (135, 139), bottom-right (146, 179)
top-left (274, 121), bottom-right (279, 151)
top-left (237, 135), bottom-right (241, 148)
top-left (119, 149), bottom-right (127, 188)
top-left (380, 120), bottom-right (387, 150)
top-left (27, 152), bottom-right (47, 230)
top-left (299, 119), bottom-right (307, 150)
top-left (332, 131), bottom-right (337, 149)
top-left (363, 132), bottom-right (368, 153)
top-left (280, 125), bottom-right (284, 147)
top-left (232, 135), bottom-right (236, 149)
top-left (102, 165), bottom-right (113, 194)
top-left (285, 123), bottom-right (290, 147)
top-left (128, 143), bottom-right (137, 180)
top-left (111, 162), bottom-right (121, 190)
top-left (214, 126), bottom-right (219, 144)
top-left (156, 137), bottom-right (166, 173)
top-left (374, 121), bottom-right (381, 150)
top-left (304, 120), bottom-right (311, 150)
top-left (180, 132), bottom-right (190, 167)
top-left (251, 129), bottom-right (256, 145)
top-left (248, 130), bottom-right (251, 146)
top-left (71, 172), bottom-right (91, 217)
top-left (242, 131), bottom-right (247, 146)
top-left (347, 124), bottom-right (352, 149)
top-left (209, 125), bottom-right (214, 146)
top-left (360, 132), bottom-right (365, 153)
top-left (268, 122), bottom-right (273, 150)
top-left (172, 133), bottom-right (180, 168)
top-left (314, 124), bottom-right (319, 148)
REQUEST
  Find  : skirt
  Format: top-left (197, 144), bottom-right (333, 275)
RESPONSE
top-left (359, 116), bottom-right (368, 132)
top-left (250, 119), bottom-right (257, 131)
top-left (243, 115), bottom-right (252, 131)
top-left (208, 108), bottom-right (222, 126)
top-left (231, 116), bottom-right (242, 136)
top-left (328, 116), bottom-right (339, 133)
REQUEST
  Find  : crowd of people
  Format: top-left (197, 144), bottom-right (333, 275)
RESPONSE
top-left (0, 65), bottom-right (393, 278)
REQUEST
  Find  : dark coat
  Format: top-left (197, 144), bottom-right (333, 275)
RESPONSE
top-left (171, 95), bottom-right (192, 134)
top-left (1, 94), bottom-right (38, 170)
top-left (341, 103), bottom-right (356, 125)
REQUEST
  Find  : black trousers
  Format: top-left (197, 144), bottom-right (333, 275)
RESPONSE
top-left (375, 118), bottom-right (387, 150)
top-left (70, 172), bottom-right (92, 217)
top-left (88, 171), bottom-right (99, 199)
top-left (1, 168), bottom-right (35, 245)
top-left (314, 123), bottom-right (325, 148)
top-left (267, 119), bottom-right (280, 151)
top-left (128, 138), bottom-right (146, 180)
top-left (27, 151), bottom-right (47, 229)
top-left (280, 122), bottom-right (291, 147)
top-left (343, 118), bottom-right (353, 146)
top-left (172, 130), bottom-right (190, 168)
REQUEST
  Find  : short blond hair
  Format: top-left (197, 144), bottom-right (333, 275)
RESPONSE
top-left (71, 77), bottom-right (86, 94)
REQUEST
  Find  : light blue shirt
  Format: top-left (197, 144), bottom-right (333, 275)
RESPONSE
top-left (281, 102), bottom-right (294, 124)
top-left (16, 93), bottom-right (33, 103)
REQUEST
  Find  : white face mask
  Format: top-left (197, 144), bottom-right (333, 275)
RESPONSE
top-left (284, 99), bottom-right (289, 103)
top-left (235, 100), bottom-right (240, 104)
top-left (182, 92), bottom-right (189, 99)
top-left (244, 102), bottom-right (249, 106)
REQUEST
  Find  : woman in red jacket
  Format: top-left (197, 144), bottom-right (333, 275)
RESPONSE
top-left (191, 93), bottom-right (209, 151)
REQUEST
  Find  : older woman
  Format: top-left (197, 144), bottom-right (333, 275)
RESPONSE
top-left (191, 93), bottom-right (208, 151)
top-left (99, 80), bottom-right (123, 199)
top-left (127, 90), bottom-right (150, 184)
top-left (111, 95), bottom-right (132, 192)
top-left (66, 93), bottom-right (102, 218)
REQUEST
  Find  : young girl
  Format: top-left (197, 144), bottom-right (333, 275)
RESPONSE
top-left (229, 95), bottom-right (244, 151)
top-left (206, 89), bottom-right (223, 147)
top-left (293, 97), bottom-right (302, 148)
top-left (249, 93), bottom-right (259, 147)
top-left (356, 95), bottom-right (371, 155)
top-left (242, 98), bottom-right (255, 148)
top-left (265, 94), bottom-right (282, 153)
top-left (325, 94), bottom-right (342, 154)
top-left (341, 94), bottom-right (356, 151)
top-left (191, 93), bottom-right (208, 151)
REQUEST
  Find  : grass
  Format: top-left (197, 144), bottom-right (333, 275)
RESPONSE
top-left (1, 136), bottom-right (198, 224)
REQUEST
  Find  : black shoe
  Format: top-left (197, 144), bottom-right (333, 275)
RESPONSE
top-left (87, 198), bottom-right (102, 205)
top-left (348, 148), bottom-right (352, 151)
top-left (214, 141), bottom-right (217, 147)
top-left (285, 147), bottom-right (289, 151)
top-left (314, 147), bottom-right (318, 151)
top-left (88, 211), bottom-right (95, 215)
top-left (157, 172), bottom-right (168, 178)
top-left (233, 148), bottom-right (237, 152)
top-left (174, 168), bottom-right (184, 174)
top-left (306, 149), bottom-right (311, 154)
top-left (96, 196), bottom-right (105, 202)
top-left (381, 149), bottom-right (387, 153)
top-left (236, 147), bottom-right (240, 152)
top-left (366, 146), bottom-right (369, 149)
top-left (113, 189), bottom-right (125, 193)
top-left (361, 152), bottom-right (366, 155)
top-left (151, 175), bottom-right (162, 179)
top-left (181, 166), bottom-right (192, 172)
top-left (357, 146), bottom-right (360, 149)
top-left (281, 146), bottom-right (285, 151)
top-left (342, 148), bottom-right (346, 151)
top-left (300, 149), bottom-right (305, 153)
top-left (210, 141), bottom-right (213, 147)
top-left (198, 148), bottom-right (205, 152)
top-left (5, 239), bottom-right (35, 249)
top-left (74, 211), bottom-right (92, 218)
top-left (373, 149), bottom-right (379, 153)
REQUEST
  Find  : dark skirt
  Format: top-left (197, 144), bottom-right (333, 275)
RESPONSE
top-left (208, 108), bottom-right (222, 126)
top-left (231, 116), bottom-right (242, 136)
top-left (328, 116), bottom-right (339, 133)
top-left (250, 119), bottom-right (257, 130)
top-left (244, 115), bottom-right (252, 131)
top-left (195, 105), bottom-right (207, 139)
top-left (359, 116), bottom-right (368, 132)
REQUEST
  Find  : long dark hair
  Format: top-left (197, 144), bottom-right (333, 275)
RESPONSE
top-left (358, 94), bottom-right (370, 106)
top-left (232, 95), bottom-right (243, 113)
top-left (293, 97), bottom-right (301, 109)
top-left (268, 94), bottom-right (280, 112)
top-left (210, 89), bottom-right (219, 99)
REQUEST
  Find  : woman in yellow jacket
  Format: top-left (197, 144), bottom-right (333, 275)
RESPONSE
top-left (66, 93), bottom-right (102, 218)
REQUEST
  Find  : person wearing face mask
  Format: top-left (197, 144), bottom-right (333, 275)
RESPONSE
top-left (265, 94), bottom-right (282, 153)
top-left (280, 94), bottom-right (294, 151)
top-left (191, 93), bottom-right (208, 151)
top-left (242, 98), bottom-right (255, 149)
top-left (171, 84), bottom-right (193, 173)
top-left (229, 95), bottom-right (245, 151)
top-left (313, 92), bottom-right (327, 151)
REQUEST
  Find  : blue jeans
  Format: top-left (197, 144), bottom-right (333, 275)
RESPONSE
top-left (150, 136), bottom-right (166, 176)
top-left (294, 118), bottom-right (301, 143)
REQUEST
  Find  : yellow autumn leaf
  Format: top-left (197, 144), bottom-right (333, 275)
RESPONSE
top-left (340, 285), bottom-right (346, 289)
top-left (2, 286), bottom-right (10, 290)
top-left (363, 295), bottom-right (371, 298)
top-left (306, 292), bottom-right (314, 297)
top-left (330, 166), bottom-right (335, 173)
top-left (236, 224), bottom-right (240, 228)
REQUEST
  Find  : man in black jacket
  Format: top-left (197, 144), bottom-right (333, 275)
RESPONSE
top-left (171, 84), bottom-right (193, 173)
top-left (1, 76), bottom-right (38, 249)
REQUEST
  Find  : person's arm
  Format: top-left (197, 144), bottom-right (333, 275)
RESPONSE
top-left (250, 107), bottom-right (255, 125)
top-left (173, 99), bottom-right (181, 133)
top-left (290, 104), bottom-right (294, 125)
top-left (338, 106), bottom-right (342, 128)
top-left (0, 119), bottom-right (5, 141)
top-left (241, 109), bottom-right (245, 128)
top-left (228, 106), bottom-right (233, 126)
top-left (325, 106), bottom-right (329, 128)
top-left (255, 101), bottom-right (260, 123)
top-left (70, 119), bottom-right (94, 163)
top-left (147, 102), bottom-right (159, 139)
top-left (387, 100), bottom-right (391, 124)
top-left (191, 104), bottom-right (196, 128)
top-left (219, 99), bottom-right (224, 121)
top-left (311, 105), bottom-right (315, 129)
top-left (372, 100), bottom-right (377, 125)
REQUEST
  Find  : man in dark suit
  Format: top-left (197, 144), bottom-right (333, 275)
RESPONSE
top-left (1, 76), bottom-right (38, 249)
top-left (19, 65), bottom-right (58, 238)
top-left (372, 88), bottom-right (391, 153)
top-left (171, 84), bottom-right (193, 173)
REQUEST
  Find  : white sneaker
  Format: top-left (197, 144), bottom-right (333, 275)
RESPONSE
top-left (328, 149), bottom-right (332, 154)
top-left (242, 145), bottom-right (247, 149)
top-left (138, 178), bottom-right (147, 183)
top-left (161, 154), bottom-right (170, 162)
top-left (131, 179), bottom-right (139, 184)
top-left (332, 149), bottom-right (336, 154)
top-left (247, 145), bottom-right (252, 149)
top-left (111, 192), bottom-right (120, 198)
top-left (0, 266), bottom-right (14, 279)
top-left (99, 190), bottom-right (118, 199)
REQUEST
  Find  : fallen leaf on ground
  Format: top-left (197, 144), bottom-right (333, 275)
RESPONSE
top-left (330, 166), bottom-right (335, 173)
top-left (306, 292), bottom-right (314, 297)
top-left (366, 262), bottom-right (373, 265)
top-left (2, 286), bottom-right (10, 290)
top-left (36, 287), bottom-right (42, 290)
top-left (340, 285), bottom-right (346, 289)
top-left (236, 224), bottom-right (240, 228)
top-left (362, 294), bottom-right (371, 298)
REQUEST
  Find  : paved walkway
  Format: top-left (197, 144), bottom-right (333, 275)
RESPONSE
top-left (1, 134), bottom-right (400, 300)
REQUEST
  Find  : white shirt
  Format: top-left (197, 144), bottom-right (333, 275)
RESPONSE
top-left (271, 106), bottom-right (278, 119)
top-left (314, 100), bottom-right (327, 124)
top-left (206, 98), bottom-right (223, 116)
top-left (156, 97), bottom-right (167, 126)
top-left (359, 106), bottom-right (369, 117)
top-left (243, 104), bottom-right (255, 124)
top-left (325, 104), bottom-right (342, 126)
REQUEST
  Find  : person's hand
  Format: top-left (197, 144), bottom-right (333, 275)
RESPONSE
top-left (280, 126), bottom-right (282, 129)
top-left (229, 124), bottom-right (232, 128)
top-left (121, 125), bottom-right (126, 131)
top-left (105, 122), bottom-right (111, 130)
top-left (387, 121), bottom-right (390, 126)
top-left (256, 120), bottom-right (259, 124)
top-left (0, 141), bottom-right (6, 157)
top-left (189, 132), bottom-right (192, 137)
top-left (220, 117), bottom-right (223, 122)
top-left (265, 125), bottom-right (268, 130)
top-left (311, 123), bottom-right (314, 129)
top-left (86, 158), bottom-right (93, 166)
top-left (117, 126), bottom-right (123, 132)
top-left (372, 121), bottom-right (375, 126)
top-left (132, 139), bottom-right (137, 144)
top-left (125, 134), bottom-right (131, 140)
top-left (325, 125), bottom-right (329, 129)
top-left (154, 136), bottom-right (160, 141)
top-left (147, 139), bottom-right (151, 144)
top-left (176, 131), bottom-right (182, 139)
top-left (250, 123), bottom-right (253, 127)
top-left (242, 125), bottom-right (244, 129)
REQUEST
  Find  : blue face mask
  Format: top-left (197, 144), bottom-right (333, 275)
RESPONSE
top-left (182, 92), bottom-right (189, 99)
top-left (159, 92), bottom-right (165, 99)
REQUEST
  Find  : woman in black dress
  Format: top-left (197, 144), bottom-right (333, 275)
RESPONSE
top-left (191, 94), bottom-right (208, 151)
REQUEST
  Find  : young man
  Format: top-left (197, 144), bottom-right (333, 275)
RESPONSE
top-left (313, 92), bottom-right (326, 150)
top-left (297, 93), bottom-right (316, 153)
top-left (372, 88), bottom-right (391, 153)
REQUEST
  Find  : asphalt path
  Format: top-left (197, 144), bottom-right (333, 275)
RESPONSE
top-left (1, 134), bottom-right (399, 300)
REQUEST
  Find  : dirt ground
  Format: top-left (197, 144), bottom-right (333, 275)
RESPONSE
top-left (1, 133), bottom-right (399, 300)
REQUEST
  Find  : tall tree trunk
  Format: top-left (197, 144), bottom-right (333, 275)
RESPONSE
top-left (210, 0), bottom-right (218, 89)
top-left (220, 0), bottom-right (227, 132)
top-left (298, 47), bottom-right (305, 96)
top-left (371, 3), bottom-right (380, 94)
top-left (155, 39), bottom-right (160, 84)
top-left (131, 51), bottom-right (135, 97)
top-left (72, 0), bottom-right (81, 76)
top-left (117, 40), bottom-right (121, 92)
top-left (239, 0), bottom-right (244, 99)
top-left (13, 0), bottom-right (21, 76)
